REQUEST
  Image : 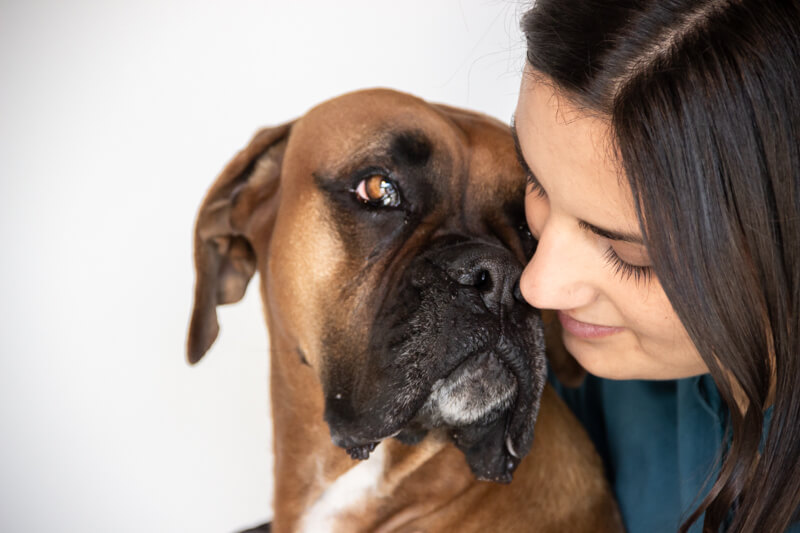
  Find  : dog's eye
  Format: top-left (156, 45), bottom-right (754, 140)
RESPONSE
top-left (519, 223), bottom-right (536, 260)
top-left (355, 175), bottom-right (401, 208)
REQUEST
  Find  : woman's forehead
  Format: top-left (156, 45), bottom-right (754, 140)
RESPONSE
top-left (515, 73), bottom-right (641, 235)
top-left (517, 73), bottom-right (613, 171)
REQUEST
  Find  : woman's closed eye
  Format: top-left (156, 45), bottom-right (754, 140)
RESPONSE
top-left (577, 220), bottom-right (653, 284)
top-left (603, 246), bottom-right (653, 284)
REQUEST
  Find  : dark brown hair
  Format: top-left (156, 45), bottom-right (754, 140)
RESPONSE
top-left (522, 1), bottom-right (800, 531)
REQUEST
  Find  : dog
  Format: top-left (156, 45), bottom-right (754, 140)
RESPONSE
top-left (187, 89), bottom-right (622, 532)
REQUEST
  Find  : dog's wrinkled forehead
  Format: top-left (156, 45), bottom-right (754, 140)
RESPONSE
top-left (284, 98), bottom-right (453, 193)
top-left (317, 127), bottom-right (443, 189)
top-left (291, 89), bottom-right (460, 162)
top-left (280, 89), bottom-right (520, 207)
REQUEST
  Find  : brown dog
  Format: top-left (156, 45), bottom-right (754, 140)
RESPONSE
top-left (187, 89), bottom-right (622, 532)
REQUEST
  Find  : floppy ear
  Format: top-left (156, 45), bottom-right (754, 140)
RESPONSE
top-left (187, 122), bottom-right (293, 365)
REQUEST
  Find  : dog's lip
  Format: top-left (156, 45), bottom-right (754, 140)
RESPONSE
top-left (330, 348), bottom-right (511, 451)
top-left (330, 428), bottom-right (400, 450)
top-left (431, 348), bottom-right (515, 393)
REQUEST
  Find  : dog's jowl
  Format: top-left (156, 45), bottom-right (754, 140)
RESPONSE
top-left (187, 89), bottom-right (622, 533)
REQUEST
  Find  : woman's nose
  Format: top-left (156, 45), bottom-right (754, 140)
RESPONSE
top-left (519, 223), bottom-right (597, 311)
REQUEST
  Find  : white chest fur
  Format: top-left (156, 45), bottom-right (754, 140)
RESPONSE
top-left (299, 444), bottom-right (387, 533)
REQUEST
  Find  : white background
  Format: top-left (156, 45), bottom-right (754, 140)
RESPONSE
top-left (0, 1), bottom-right (526, 531)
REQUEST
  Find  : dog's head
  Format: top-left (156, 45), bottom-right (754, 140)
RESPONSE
top-left (188, 89), bottom-right (546, 483)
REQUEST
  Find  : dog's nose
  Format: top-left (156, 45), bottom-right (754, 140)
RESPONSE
top-left (446, 250), bottom-right (522, 312)
top-left (414, 240), bottom-right (526, 313)
top-left (468, 257), bottom-right (519, 311)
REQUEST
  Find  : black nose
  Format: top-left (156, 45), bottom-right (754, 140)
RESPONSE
top-left (466, 257), bottom-right (519, 311)
top-left (438, 244), bottom-right (523, 313)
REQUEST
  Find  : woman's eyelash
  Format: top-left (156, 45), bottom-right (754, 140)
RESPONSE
top-left (602, 247), bottom-right (653, 285)
top-left (525, 172), bottom-right (547, 199)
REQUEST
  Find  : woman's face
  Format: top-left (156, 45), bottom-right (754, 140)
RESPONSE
top-left (515, 70), bottom-right (708, 380)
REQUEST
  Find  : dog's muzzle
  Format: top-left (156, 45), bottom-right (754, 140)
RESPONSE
top-left (323, 238), bottom-right (546, 483)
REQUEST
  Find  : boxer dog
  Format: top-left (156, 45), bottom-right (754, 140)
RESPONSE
top-left (187, 89), bottom-right (622, 532)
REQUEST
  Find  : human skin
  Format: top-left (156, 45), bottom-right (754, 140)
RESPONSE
top-left (515, 68), bottom-right (709, 381)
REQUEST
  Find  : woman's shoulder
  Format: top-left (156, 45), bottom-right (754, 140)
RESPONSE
top-left (549, 370), bottom-right (737, 532)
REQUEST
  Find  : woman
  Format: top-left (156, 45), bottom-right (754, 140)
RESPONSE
top-left (514, 1), bottom-right (800, 532)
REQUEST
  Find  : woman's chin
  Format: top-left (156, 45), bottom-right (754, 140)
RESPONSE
top-left (563, 332), bottom-right (709, 381)
top-left (562, 331), bottom-right (634, 380)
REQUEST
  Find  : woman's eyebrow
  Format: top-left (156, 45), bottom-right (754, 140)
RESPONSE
top-left (510, 119), bottom-right (545, 191)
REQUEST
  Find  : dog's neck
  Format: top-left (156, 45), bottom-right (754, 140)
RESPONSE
top-left (266, 328), bottom-right (476, 533)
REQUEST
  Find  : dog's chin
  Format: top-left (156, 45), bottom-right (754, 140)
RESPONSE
top-left (420, 350), bottom-right (516, 427)
top-left (328, 349), bottom-right (514, 454)
top-left (333, 354), bottom-right (516, 462)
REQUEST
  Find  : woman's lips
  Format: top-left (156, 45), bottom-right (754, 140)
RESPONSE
top-left (557, 311), bottom-right (624, 339)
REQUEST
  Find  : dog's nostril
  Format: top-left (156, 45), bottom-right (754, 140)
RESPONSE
top-left (475, 269), bottom-right (492, 292)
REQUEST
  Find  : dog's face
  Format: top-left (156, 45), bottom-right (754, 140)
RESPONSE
top-left (188, 89), bottom-right (546, 483)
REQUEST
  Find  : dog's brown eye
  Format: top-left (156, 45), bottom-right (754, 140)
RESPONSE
top-left (355, 175), bottom-right (401, 207)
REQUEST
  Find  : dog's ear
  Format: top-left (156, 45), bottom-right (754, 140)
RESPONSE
top-left (187, 122), bottom-right (293, 365)
top-left (541, 310), bottom-right (587, 387)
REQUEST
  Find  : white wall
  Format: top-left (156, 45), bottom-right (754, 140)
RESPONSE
top-left (0, 1), bottom-right (526, 531)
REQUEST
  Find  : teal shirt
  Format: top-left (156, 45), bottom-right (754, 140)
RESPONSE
top-left (552, 373), bottom-right (800, 533)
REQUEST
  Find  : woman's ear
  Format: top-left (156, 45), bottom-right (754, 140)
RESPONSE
top-left (187, 122), bottom-right (293, 365)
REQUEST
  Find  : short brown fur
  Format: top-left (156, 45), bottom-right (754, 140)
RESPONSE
top-left (188, 89), bottom-right (622, 532)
